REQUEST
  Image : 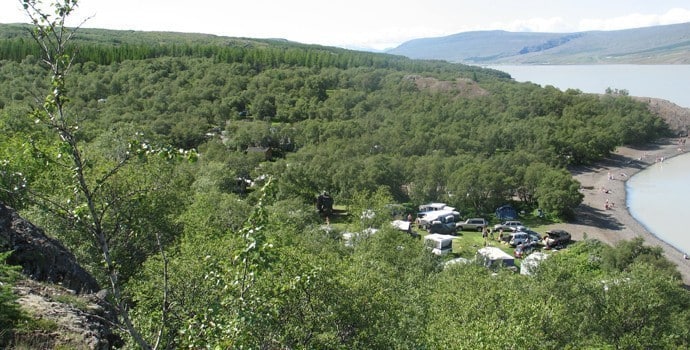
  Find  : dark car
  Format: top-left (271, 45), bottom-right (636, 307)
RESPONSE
top-left (428, 221), bottom-right (457, 235)
top-left (518, 228), bottom-right (542, 243)
top-left (543, 229), bottom-right (571, 249)
top-left (514, 241), bottom-right (539, 258)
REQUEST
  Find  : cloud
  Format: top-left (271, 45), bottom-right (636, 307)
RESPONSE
top-left (578, 8), bottom-right (690, 31)
top-left (496, 17), bottom-right (574, 33)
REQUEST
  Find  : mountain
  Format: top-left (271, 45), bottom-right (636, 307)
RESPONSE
top-left (387, 22), bottom-right (690, 64)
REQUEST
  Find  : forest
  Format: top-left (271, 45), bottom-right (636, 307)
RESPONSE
top-left (0, 1), bottom-right (687, 349)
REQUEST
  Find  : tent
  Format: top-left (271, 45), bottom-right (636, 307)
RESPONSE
top-left (444, 257), bottom-right (471, 269)
top-left (476, 246), bottom-right (515, 268)
top-left (495, 204), bottom-right (517, 220)
top-left (520, 252), bottom-right (549, 275)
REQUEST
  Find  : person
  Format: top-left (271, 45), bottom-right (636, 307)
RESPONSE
top-left (407, 213), bottom-right (413, 222)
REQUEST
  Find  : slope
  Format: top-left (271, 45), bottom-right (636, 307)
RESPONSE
top-left (387, 22), bottom-right (690, 64)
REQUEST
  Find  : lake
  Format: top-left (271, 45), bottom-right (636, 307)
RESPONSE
top-left (626, 152), bottom-right (690, 256)
top-left (489, 64), bottom-right (690, 255)
top-left (489, 65), bottom-right (690, 108)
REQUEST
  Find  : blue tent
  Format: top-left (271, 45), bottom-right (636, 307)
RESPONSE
top-left (495, 204), bottom-right (517, 220)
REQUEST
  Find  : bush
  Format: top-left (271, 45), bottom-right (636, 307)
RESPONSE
top-left (0, 251), bottom-right (23, 346)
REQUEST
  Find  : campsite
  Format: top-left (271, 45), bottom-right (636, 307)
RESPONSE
top-left (337, 201), bottom-right (562, 272)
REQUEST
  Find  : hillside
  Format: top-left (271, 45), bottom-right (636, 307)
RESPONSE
top-left (387, 22), bottom-right (690, 64)
top-left (1, 14), bottom-right (689, 348)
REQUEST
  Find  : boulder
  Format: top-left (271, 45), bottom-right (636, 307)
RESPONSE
top-left (0, 202), bottom-right (100, 294)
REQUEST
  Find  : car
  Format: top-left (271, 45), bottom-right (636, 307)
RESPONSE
top-left (456, 218), bottom-right (489, 232)
top-left (514, 241), bottom-right (539, 258)
top-left (543, 229), bottom-right (572, 249)
top-left (517, 228), bottom-right (542, 242)
top-left (509, 232), bottom-right (532, 247)
top-left (493, 220), bottom-right (526, 232)
top-left (428, 221), bottom-right (457, 235)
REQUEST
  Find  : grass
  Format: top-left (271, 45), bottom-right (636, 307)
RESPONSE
top-left (51, 293), bottom-right (89, 312)
top-left (11, 312), bottom-right (89, 350)
top-left (326, 204), bottom-right (559, 268)
top-left (416, 212), bottom-right (559, 266)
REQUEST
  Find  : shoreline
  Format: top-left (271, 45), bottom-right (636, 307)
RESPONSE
top-left (546, 138), bottom-right (690, 285)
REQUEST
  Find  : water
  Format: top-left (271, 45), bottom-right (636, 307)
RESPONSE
top-left (489, 65), bottom-right (690, 108)
top-left (489, 64), bottom-right (690, 254)
top-left (626, 153), bottom-right (690, 255)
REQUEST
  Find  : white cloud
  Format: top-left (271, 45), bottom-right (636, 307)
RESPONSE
top-left (579, 7), bottom-right (690, 31)
top-left (496, 17), bottom-right (574, 33)
top-left (660, 7), bottom-right (690, 24)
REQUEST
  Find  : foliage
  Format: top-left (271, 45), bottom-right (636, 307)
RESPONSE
top-left (0, 4), bottom-right (685, 348)
top-left (0, 252), bottom-right (23, 346)
top-left (426, 240), bottom-right (690, 349)
top-left (601, 236), bottom-right (682, 279)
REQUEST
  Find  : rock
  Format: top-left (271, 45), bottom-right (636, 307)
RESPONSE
top-left (0, 202), bottom-right (122, 348)
top-left (13, 279), bottom-right (122, 349)
top-left (0, 202), bottom-right (99, 294)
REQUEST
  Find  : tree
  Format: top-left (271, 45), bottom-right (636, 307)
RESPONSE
top-left (534, 167), bottom-right (583, 219)
top-left (346, 186), bottom-right (394, 230)
top-left (601, 237), bottom-right (681, 279)
top-left (19, 1), bottom-right (193, 348)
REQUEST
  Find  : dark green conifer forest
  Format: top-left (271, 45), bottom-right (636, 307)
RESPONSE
top-left (0, 1), bottom-right (687, 348)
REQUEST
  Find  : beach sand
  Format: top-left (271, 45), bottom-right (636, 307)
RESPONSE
top-left (545, 138), bottom-right (690, 285)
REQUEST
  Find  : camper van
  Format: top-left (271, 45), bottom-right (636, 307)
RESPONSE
top-left (424, 234), bottom-right (455, 255)
top-left (418, 202), bottom-right (455, 212)
top-left (416, 209), bottom-right (460, 230)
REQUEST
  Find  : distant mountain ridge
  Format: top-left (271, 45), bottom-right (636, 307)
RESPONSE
top-left (387, 22), bottom-right (690, 64)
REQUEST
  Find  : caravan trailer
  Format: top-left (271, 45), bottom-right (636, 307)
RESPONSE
top-left (424, 234), bottom-right (455, 255)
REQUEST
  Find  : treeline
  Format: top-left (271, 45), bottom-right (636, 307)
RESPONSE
top-left (0, 25), bottom-right (510, 77)
top-left (0, 39), bottom-right (668, 218)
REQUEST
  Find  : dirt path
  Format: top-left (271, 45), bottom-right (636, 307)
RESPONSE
top-left (544, 139), bottom-right (690, 284)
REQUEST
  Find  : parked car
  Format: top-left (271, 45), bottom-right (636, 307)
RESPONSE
top-left (514, 241), bottom-right (539, 258)
top-left (509, 232), bottom-right (532, 247)
top-left (428, 220), bottom-right (457, 235)
top-left (517, 228), bottom-right (542, 243)
top-left (543, 229), bottom-right (572, 249)
top-left (456, 218), bottom-right (489, 232)
top-left (494, 220), bottom-right (526, 232)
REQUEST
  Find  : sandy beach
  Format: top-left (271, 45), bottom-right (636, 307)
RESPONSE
top-left (544, 138), bottom-right (690, 285)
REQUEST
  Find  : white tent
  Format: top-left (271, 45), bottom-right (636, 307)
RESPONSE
top-left (520, 251), bottom-right (549, 275)
top-left (391, 220), bottom-right (411, 232)
top-left (476, 246), bottom-right (515, 268)
top-left (342, 228), bottom-right (378, 247)
top-left (444, 257), bottom-right (471, 269)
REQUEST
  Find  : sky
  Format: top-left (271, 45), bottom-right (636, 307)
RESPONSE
top-left (2, 0), bottom-right (690, 51)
